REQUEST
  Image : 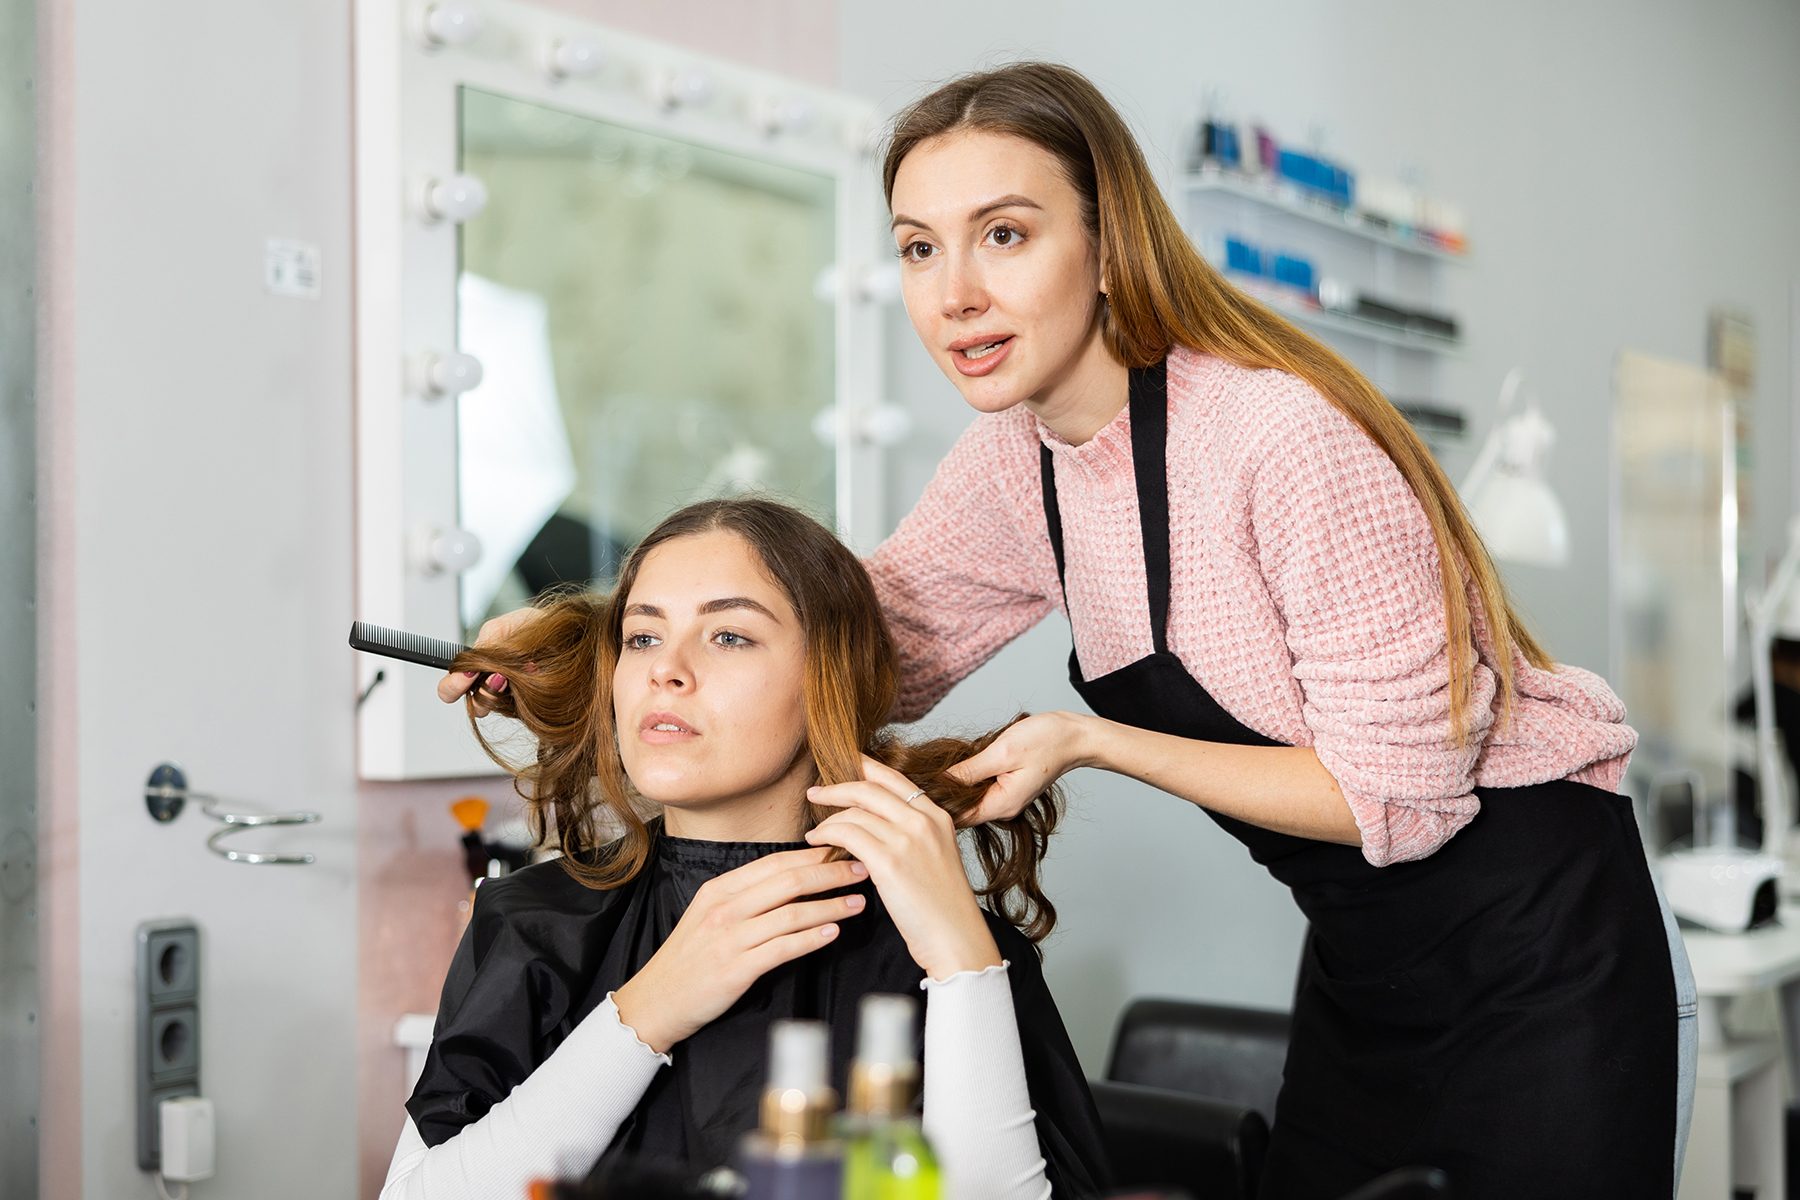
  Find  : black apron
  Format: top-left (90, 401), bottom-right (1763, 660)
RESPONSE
top-left (1039, 362), bottom-right (1676, 1200)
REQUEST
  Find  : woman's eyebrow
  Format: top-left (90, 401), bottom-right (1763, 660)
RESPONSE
top-left (698, 596), bottom-right (781, 621)
top-left (890, 194), bottom-right (1043, 232)
top-left (623, 598), bottom-right (780, 621)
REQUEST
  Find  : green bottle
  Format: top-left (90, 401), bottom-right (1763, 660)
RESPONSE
top-left (841, 994), bottom-right (941, 1200)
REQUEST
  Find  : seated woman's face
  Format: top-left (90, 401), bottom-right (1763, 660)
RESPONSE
top-left (613, 530), bottom-right (813, 817)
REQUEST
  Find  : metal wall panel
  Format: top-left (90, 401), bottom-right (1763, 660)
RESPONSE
top-left (0, 0), bottom-right (39, 1191)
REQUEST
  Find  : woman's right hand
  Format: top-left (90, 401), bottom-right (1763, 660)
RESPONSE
top-left (611, 847), bottom-right (868, 1054)
top-left (435, 606), bottom-right (548, 715)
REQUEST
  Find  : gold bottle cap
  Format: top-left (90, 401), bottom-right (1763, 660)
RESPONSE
top-left (759, 1085), bottom-right (838, 1150)
top-left (848, 1062), bottom-right (919, 1119)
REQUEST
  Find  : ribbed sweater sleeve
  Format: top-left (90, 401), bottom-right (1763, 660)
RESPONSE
top-left (1245, 386), bottom-right (1488, 865)
top-left (921, 964), bottom-right (1050, 1200)
top-left (868, 414), bottom-right (1057, 723)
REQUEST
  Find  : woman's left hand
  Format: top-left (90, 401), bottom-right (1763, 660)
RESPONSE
top-left (806, 757), bottom-right (1002, 981)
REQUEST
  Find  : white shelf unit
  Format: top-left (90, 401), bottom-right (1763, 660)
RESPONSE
top-left (1181, 167), bottom-right (1470, 450)
top-left (1185, 170), bottom-right (1469, 263)
top-left (1226, 274), bottom-right (1463, 357)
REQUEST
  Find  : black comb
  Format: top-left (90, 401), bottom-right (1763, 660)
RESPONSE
top-left (348, 621), bottom-right (469, 671)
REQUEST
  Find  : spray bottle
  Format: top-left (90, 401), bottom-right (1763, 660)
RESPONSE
top-left (736, 1020), bottom-right (843, 1200)
top-left (842, 995), bottom-right (940, 1200)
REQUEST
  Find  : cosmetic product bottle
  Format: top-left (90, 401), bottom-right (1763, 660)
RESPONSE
top-left (842, 995), bottom-right (940, 1200)
top-left (527, 1161), bottom-right (744, 1199)
top-left (736, 1020), bottom-right (843, 1200)
top-left (1186, 115), bottom-right (1216, 174)
top-left (450, 795), bottom-right (490, 930)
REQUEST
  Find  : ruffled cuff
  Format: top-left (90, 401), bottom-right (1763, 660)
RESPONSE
top-left (920, 960), bottom-right (1010, 989)
top-left (600, 993), bottom-right (673, 1066)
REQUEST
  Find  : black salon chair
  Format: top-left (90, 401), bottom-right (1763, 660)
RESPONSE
top-left (1107, 997), bottom-right (1292, 1127)
top-left (1338, 1167), bottom-right (1452, 1199)
top-left (1090, 1078), bottom-right (1267, 1200)
top-left (1092, 997), bottom-right (1453, 1200)
top-left (1090, 998), bottom-right (1291, 1199)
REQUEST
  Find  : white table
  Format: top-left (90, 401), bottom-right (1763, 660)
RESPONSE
top-left (395, 1012), bottom-right (436, 1090)
top-left (1677, 907), bottom-right (1800, 1199)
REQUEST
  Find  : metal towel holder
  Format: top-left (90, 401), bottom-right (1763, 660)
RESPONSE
top-left (144, 763), bottom-right (322, 865)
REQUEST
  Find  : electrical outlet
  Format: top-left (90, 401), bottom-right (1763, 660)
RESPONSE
top-left (137, 919), bottom-right (200, 1172)
top-left (144, 926), bottom-right (198, 1002)
top-left (150, 1007), bottom-right (199, 1080)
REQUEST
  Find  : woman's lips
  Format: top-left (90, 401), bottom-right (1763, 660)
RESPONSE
top-left (951, 336), bottom-right (1013, 377)
top-left (640, 713), bottom-right (698, 745)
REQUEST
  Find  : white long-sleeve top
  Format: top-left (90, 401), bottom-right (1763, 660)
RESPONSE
top-left (381, 966), bottom-right (1050, 1200)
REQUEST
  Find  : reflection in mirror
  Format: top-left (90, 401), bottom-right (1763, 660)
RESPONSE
top-left (455, 87), bottom-right (837, 637)
top-left (1614, 349), bottom-right (1737, 815)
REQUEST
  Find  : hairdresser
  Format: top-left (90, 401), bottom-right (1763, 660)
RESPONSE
top-left (443, 62), bottom-right (1695, 1200)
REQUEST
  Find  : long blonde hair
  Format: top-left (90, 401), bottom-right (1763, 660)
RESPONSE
top-left (883, 62), bottom-right (1550, 740)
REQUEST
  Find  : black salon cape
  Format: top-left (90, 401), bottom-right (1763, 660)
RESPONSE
top-left (407, 826), bottom-right (1110, 1196)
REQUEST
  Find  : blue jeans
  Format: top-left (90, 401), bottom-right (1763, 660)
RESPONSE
top-left (1653, 871), bottom-right (1700, 1190)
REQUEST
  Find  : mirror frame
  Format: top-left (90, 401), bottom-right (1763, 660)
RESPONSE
top-left (353, 0), bottom-right (886, 779)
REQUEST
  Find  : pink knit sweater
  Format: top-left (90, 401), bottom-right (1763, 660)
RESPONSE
top-left (867, 347), bottom-right (1637, 867)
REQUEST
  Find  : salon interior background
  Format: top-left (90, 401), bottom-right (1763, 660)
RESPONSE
top-left (12, 0), bottom-right (1800, 1198)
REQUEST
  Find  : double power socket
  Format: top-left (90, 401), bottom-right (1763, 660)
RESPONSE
top-left (136, 919), bottom-right (201, 1173)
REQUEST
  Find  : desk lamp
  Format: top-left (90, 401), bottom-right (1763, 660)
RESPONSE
top-left (1459, 369), bottom-right (1570, 568)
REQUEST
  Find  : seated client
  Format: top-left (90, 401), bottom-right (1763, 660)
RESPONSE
top-left (380, 498), bottom-right (1109, 1200)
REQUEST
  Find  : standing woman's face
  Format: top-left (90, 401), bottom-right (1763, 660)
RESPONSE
top-left (613, 530), bottom-right (813, 829)
top-left (890, 130), bottom-right (1108, 419)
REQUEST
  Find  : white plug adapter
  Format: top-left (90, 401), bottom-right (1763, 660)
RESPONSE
top-left (159, 1095), bottom-right (216, 1182)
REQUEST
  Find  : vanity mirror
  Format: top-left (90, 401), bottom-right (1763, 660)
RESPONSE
top-left (355, 2), bottom-right (887, 778)
top-left (1613, 349), bottom-right (1738, 813)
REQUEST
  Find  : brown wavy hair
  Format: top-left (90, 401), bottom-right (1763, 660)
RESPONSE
top-left (883, 62), bottom-right (1551, 741)
top-left (452, 498), bottom-right (1064, 942)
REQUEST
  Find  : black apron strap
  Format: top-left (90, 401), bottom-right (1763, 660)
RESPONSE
top-left (1039, 441), bottom-right (1072, 613)
top-left (1128, 362), bottom-right (1172, 655)
top-left (1038, 361), bottom-right (1173, 655)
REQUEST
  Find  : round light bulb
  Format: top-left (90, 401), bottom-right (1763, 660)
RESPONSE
top-left (417, 526), bottom-right (483, 575)
top-left (653, 66), bottom-right (713, 110)
top-left (419, 174), bottom-right (488, 224)
top-left (419, 351), bottom-right (483, 397)
top-left (758, 94), bottom-right (815, 136)
top-left (857, 263), bottom-right (902, 305)
top-left (860, 404), bottom-right (912, 447)
top-left (545, 37), bottom-right (601, 80)
top-left (418, 2), bottom-right (482, 49)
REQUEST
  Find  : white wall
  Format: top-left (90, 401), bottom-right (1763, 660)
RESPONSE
top-left (39, 0), bottom-right (360, 1195)
top-left (840, 0), bottom-right (1800, 1069)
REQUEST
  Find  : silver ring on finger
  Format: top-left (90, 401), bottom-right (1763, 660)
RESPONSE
top-left (903, 789), bottom-right (927, 808)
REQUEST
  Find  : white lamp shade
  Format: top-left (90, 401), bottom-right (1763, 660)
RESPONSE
top-left (1467, 472), bottom-right (1570, 567)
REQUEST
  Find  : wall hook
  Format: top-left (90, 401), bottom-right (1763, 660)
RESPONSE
top-left (356, 668), bottom-right (387, 711)
top-left (145, 763), bottom-right (322, 865)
